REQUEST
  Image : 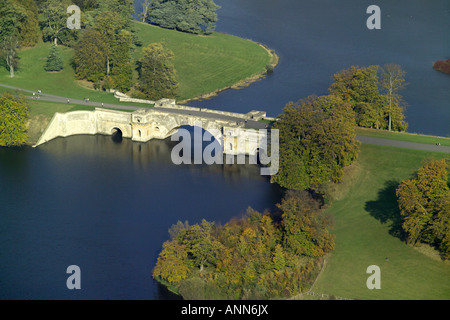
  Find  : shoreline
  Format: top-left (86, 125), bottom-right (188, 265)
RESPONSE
top-left (178, 40), bottom-right (279, 104)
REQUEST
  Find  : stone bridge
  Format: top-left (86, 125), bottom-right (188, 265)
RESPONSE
top-left (34, 104), bottom-right (275, 157)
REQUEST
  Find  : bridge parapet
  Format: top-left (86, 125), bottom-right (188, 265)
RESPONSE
top-left (34, 107), bottom-right (272, 158)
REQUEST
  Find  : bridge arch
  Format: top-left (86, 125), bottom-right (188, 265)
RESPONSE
top-left (111, 127), bottom-right (123, 143)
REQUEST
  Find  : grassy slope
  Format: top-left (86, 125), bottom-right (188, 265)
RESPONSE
top-left (313, 144), bottom-right (450, 300)
top-left (0, 21), bottom-right (271, 104)
top-left (132, 22), bottom-right (272, 101)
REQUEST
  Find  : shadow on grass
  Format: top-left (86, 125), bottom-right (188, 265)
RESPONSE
top-left (365, 180), bottom-right (407, 241)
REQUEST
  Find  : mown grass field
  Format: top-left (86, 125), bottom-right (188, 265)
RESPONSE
top-left (0, 21), bottom-right (271, 104)
top-left (357, 127), bottom-right (450, 147)
top-left (312, 144), bottom-right (450, 300)
top-left (132, 22), bottom-right (273, 101)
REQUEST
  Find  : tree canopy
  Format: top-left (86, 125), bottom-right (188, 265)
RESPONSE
top-left (270, 94), bottom-right (360, 192)
top-left (0, 92), bottom-right (29, 147)
top-left (44, 44), bottom-right (63, 71)
top-left (396, 159), bottom-right (450, 259)
top-left (329, 65), bottom-right (408, 131)
top-left (153, 191), bottom-right (333, 299)
top-left (136, 42), bottom-right (178, 100)
top-left (146, 0), bottom-right (220, 35)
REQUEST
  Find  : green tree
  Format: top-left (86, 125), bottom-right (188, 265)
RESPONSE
top-left (0, 0), bottom-right (25, 77)
top-left (98, 0), bottom-right (135, 22)
top-left (379, 64), bottom-right (408, 132)
top-left (44, 44), bottom-right (63, 71)
top-left (0, 92), bottom-right (29, 147)
top-left (147, 0), bottom-right (220, 35)
top-left (137, 42), bottom-right (178, 100)
top-left (329, 65), bottom-right (388, 129)
top-left (73, 28), bottom-right (107, 82)
top-left (177, 220), bottom-right (223, 272)
top-left (15, 0), bottom-right (40, 47)
top-left (73, 0), bottom-right (99, 11)
top-left (271, 95), bottom-right (359, 191)
top-left (40, 0), bottom-right (75, 46)
top-left (396, 159), bottom-right (450, 259)
top-left (93, 10), bottom-right (128, 75)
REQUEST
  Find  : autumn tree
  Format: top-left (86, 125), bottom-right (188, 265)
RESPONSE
top-left (137, 42), bottom-right (178, 100)
top-left (278, 190), bottom-right (335, 257)
top-left (271, 95), bottom-right (359, 191)
top-left (153, 201), bottom-right (329, 299)
top-left (329, 65), bottom-right (408, 131)
top-left (0, 92), bottom-right (29, 147)
top-left (152, 240), bottom-right (190, 284)
top-left (396, 159), bottom-right (450, 259)
top-left (329, 65), bottom-right (387, 129)
top-left (379, 64), bottom-right (408, 131)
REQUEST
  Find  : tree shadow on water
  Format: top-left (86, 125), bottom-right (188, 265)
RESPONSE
top-left (364, 180), bottom-right (407, 241)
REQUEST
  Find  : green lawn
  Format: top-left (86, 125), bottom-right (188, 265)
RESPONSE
top-left (0, 21), bottom-right (272, 104)
top-left (357, 127), bottom-right (450, 147)
top-left (132, 22), bottom-right (273, 101)
top-left (312, 144), bottom-right (450, 299)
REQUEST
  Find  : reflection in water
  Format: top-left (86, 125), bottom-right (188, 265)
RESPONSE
top-left (40, 133), bottom-right (272, 185)
top-left (1, 134), bottom-right (283, 299)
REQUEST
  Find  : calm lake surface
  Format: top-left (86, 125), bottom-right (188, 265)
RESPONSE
top-left (0, 0), bottom-right (448, 300)
top-left (183, 0), bottom-right (449, 137)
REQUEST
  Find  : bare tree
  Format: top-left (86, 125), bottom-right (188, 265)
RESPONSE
top-left (379, 64), bottom-right (407, 131)
top-left (140, 0), bottom-right (153, 22)
top-left (1, 33), bottom-right (19, 78)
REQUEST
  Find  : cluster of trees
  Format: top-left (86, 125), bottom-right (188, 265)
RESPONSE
top-left (73, 9), bottom-right (134, 92)
top-left (433, 59), bottom-right (450, 75)
top-left (143, 0), bottom-right (220, 35)
top-left (0, 0), bottom-right (40, 77)
top-left (70, 1), bottom-right (179, 98)
top-left (153, 190), bottom-right (334, 299)
top-left (329, 64), bottom-right (408, 132)
top-left (0, 92), bottom-right (29, 147)
top-left (271, 94), bottom-right (360, 192)
top-left (396, 159), bottom-right (450, 259)
top-left (0, 0), bottom-right (179, 99)
top-left (135, 42), bottom-right (178, 100)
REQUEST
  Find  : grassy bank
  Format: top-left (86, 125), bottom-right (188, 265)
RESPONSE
top-left (357, 127), bottom-right (450, 147)
top-left (0, 21), bottom-right (272, 105)
top-left (312, 144), bottom-right (450, 299)
top-left (132, 22), bottom-right (274, 102)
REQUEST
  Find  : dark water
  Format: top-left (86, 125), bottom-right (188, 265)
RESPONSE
top-left (136, 0), bottom-right (450, 136)
top-left (1, 0), bottom-right (449, 300)
top-left (0, 135), bottom-right (282, 299)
